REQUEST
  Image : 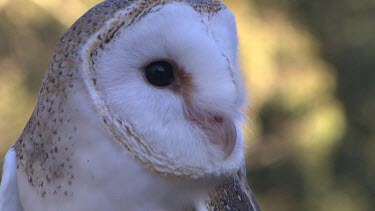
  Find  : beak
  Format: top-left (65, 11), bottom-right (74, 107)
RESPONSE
top-left (185, 108), bottom-right (237, 159)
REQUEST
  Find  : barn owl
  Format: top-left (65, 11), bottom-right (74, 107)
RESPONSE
top-left (0, 0), bottom-right (260, 210)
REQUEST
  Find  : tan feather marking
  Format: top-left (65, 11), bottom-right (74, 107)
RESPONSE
top-left (14, 0), bottom-right (134, 197)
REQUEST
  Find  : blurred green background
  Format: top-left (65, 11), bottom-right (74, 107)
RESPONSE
top-left (0, 0), bottom-right (374, 210)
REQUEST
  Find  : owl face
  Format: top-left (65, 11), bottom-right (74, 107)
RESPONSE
top-left (89, 2), bottom-right (246, 176)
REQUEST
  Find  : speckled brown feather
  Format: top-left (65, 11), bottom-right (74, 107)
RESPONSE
top-left (15, 0), bottom-right (136, 198)
top-left (206, 165), bottom-right (261, 210)
top-left (13, 0), bottom-right (259, 208)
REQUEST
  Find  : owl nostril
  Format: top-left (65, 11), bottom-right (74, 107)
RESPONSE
top-left (213, 116), bottom-right (224, 124)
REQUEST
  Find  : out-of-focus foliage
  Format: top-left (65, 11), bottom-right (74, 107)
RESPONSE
top-left (0, 0), bottom-right (373, 210)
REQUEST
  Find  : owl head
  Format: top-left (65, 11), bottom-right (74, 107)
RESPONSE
top-left (33, 0), bottom-right (247, 179)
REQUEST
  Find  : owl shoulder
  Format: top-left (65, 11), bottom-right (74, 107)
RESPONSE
top-left (206, 164), bottom-right (261, 211)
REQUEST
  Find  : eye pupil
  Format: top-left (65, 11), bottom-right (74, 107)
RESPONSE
top-left (144, 61), bottom-right (174, 87)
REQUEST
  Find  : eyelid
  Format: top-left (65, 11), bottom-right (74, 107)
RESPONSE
top-left (142, 58), bottom-right (177, 70)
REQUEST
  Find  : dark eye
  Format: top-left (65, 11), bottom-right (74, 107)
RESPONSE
top-left (144, 61), bottom-right (175, 87)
